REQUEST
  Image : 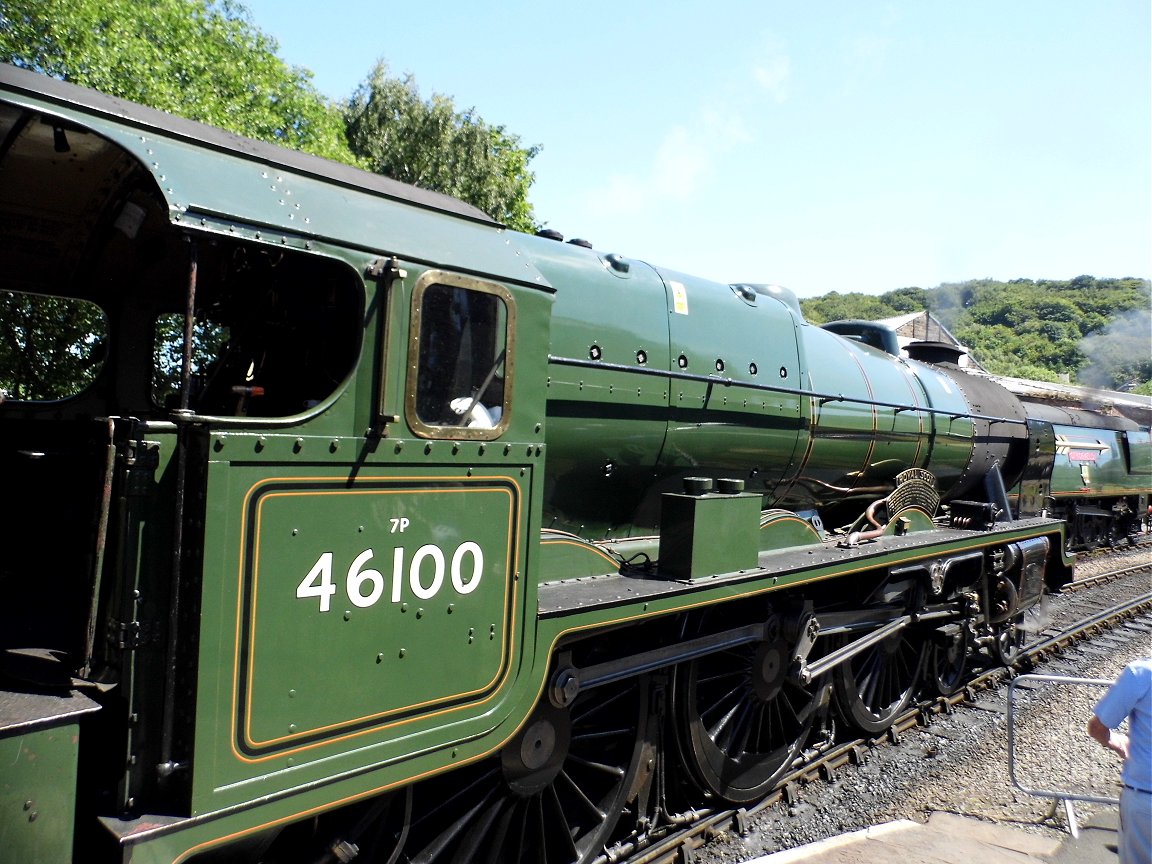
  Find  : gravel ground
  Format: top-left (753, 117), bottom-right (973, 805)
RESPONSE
top-left (695, 548), bottom-right (1152, 863)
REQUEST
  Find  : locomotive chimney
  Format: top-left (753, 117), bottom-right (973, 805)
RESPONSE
top-left (906, 341), bottom-right (966, 366)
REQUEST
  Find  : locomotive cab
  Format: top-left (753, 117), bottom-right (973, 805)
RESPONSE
top-left (0, 94), bottom-right (366, 828)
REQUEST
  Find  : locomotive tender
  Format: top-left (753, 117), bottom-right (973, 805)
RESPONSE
top-left (1, 64), bottom-right (1149, 863)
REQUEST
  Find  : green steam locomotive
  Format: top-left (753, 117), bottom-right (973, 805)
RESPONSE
top-left (1, 64), bottom-right (1148, 864)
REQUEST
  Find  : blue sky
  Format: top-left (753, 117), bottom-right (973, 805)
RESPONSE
top-left (242, 1), bottom-right (1150, 298)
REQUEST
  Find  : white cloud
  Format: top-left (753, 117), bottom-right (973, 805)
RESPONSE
top-left (702, 107), bottom-right (753, 145)
top-left (754, 52), bottom-right (792, 102)
top-left (651, 125), bottom-right (710, 199)
top-left (572, 59), bottom-right (771, 220)
top-left (574, 127), bottom-right (706, 219)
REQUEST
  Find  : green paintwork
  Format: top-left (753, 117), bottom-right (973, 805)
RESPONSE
top-left (1050, 424), bottom-right (1152, 498)
top-left (538, 532), bottom-right (626, 582)
top-left (0, 724), bottom-right (83, 863)
top-left (790, 326), bottom-right (975, 509)
top-left (191, 458), bottom-right (534, 811)
top-left (520, 230), bottom-right (986, 536)
top-left (658, 490), bottom-right (763, 579)
top-left (759, 509), bottom-right (824, 550)
top-left (884, 507), bottom-right (937, 534)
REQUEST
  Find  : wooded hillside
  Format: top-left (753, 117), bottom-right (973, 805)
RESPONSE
top-left (799, 277), bottom-right (1152, 395)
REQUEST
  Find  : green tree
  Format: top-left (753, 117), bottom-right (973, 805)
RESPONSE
top-left (345, 61), bottom-right (540, 232)
top-left (0, 291), bottom-right (107, 401)
top-left (0, 0), bottom-right (355, 163)
top-left (879, 286), bottom-right (929, 313)
top-left (800, 292), bottom-right (901, 324)
top-left (802, 275), bottom-right (1151, 393)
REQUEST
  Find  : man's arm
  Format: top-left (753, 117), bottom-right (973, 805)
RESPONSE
top-left (1088, 714), bottom-right (1130, 759)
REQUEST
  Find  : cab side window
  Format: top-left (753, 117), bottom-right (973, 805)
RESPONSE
top-left (408, 272), bottom-right (513, 438)
top-left (0, 290), bottom-right (107, 402)
top-left (151, 243), bottom-right (361, 418)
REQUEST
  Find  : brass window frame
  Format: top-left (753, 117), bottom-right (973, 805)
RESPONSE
top-left (405, 270), bottom-right (515, 440)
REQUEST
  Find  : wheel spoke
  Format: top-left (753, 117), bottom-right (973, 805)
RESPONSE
top-left (675, 609), bottom-right (829, 803)
top-left (410, 783), bottom-right (501, 864)
top-left (834, 630), bottom-right (923, 734)
top-left (557, 767), bottom-right (607, 821)
top-left (543, 783), bottom-right (580, 861)
top-left (931, 625), bottom-right (970, 696)
top-left (565, 752), bottom-right (626, 779)
top-left (400, 676), bottom-right (648, 864)
top-left (705, 697), bottom-right (743, 744)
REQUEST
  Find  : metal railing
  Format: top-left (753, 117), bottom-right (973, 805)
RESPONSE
top-left (1008, 674), bottom-right (1122, 837)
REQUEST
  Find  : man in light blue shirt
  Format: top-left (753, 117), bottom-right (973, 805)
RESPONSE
top-left (1089, 658), bottom-right (1152, 864)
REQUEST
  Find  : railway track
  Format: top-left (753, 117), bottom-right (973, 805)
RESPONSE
top-left (601, 544), bottom-right (1152, 864)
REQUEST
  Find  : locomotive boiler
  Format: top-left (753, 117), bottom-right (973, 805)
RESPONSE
top-left (0, 63), bottom-right (1148, 864)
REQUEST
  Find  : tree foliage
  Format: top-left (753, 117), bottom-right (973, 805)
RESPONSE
top-left (800, 276), bottom-right (1152, 392)
top-left (345, 61), bottom-right (539, 232)
top-left (0, 291), bottom-right (106, 401)
top-left (0, 2), bottom-right (541, 227)
top-left (0, 0), bottom-right (355, 162)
